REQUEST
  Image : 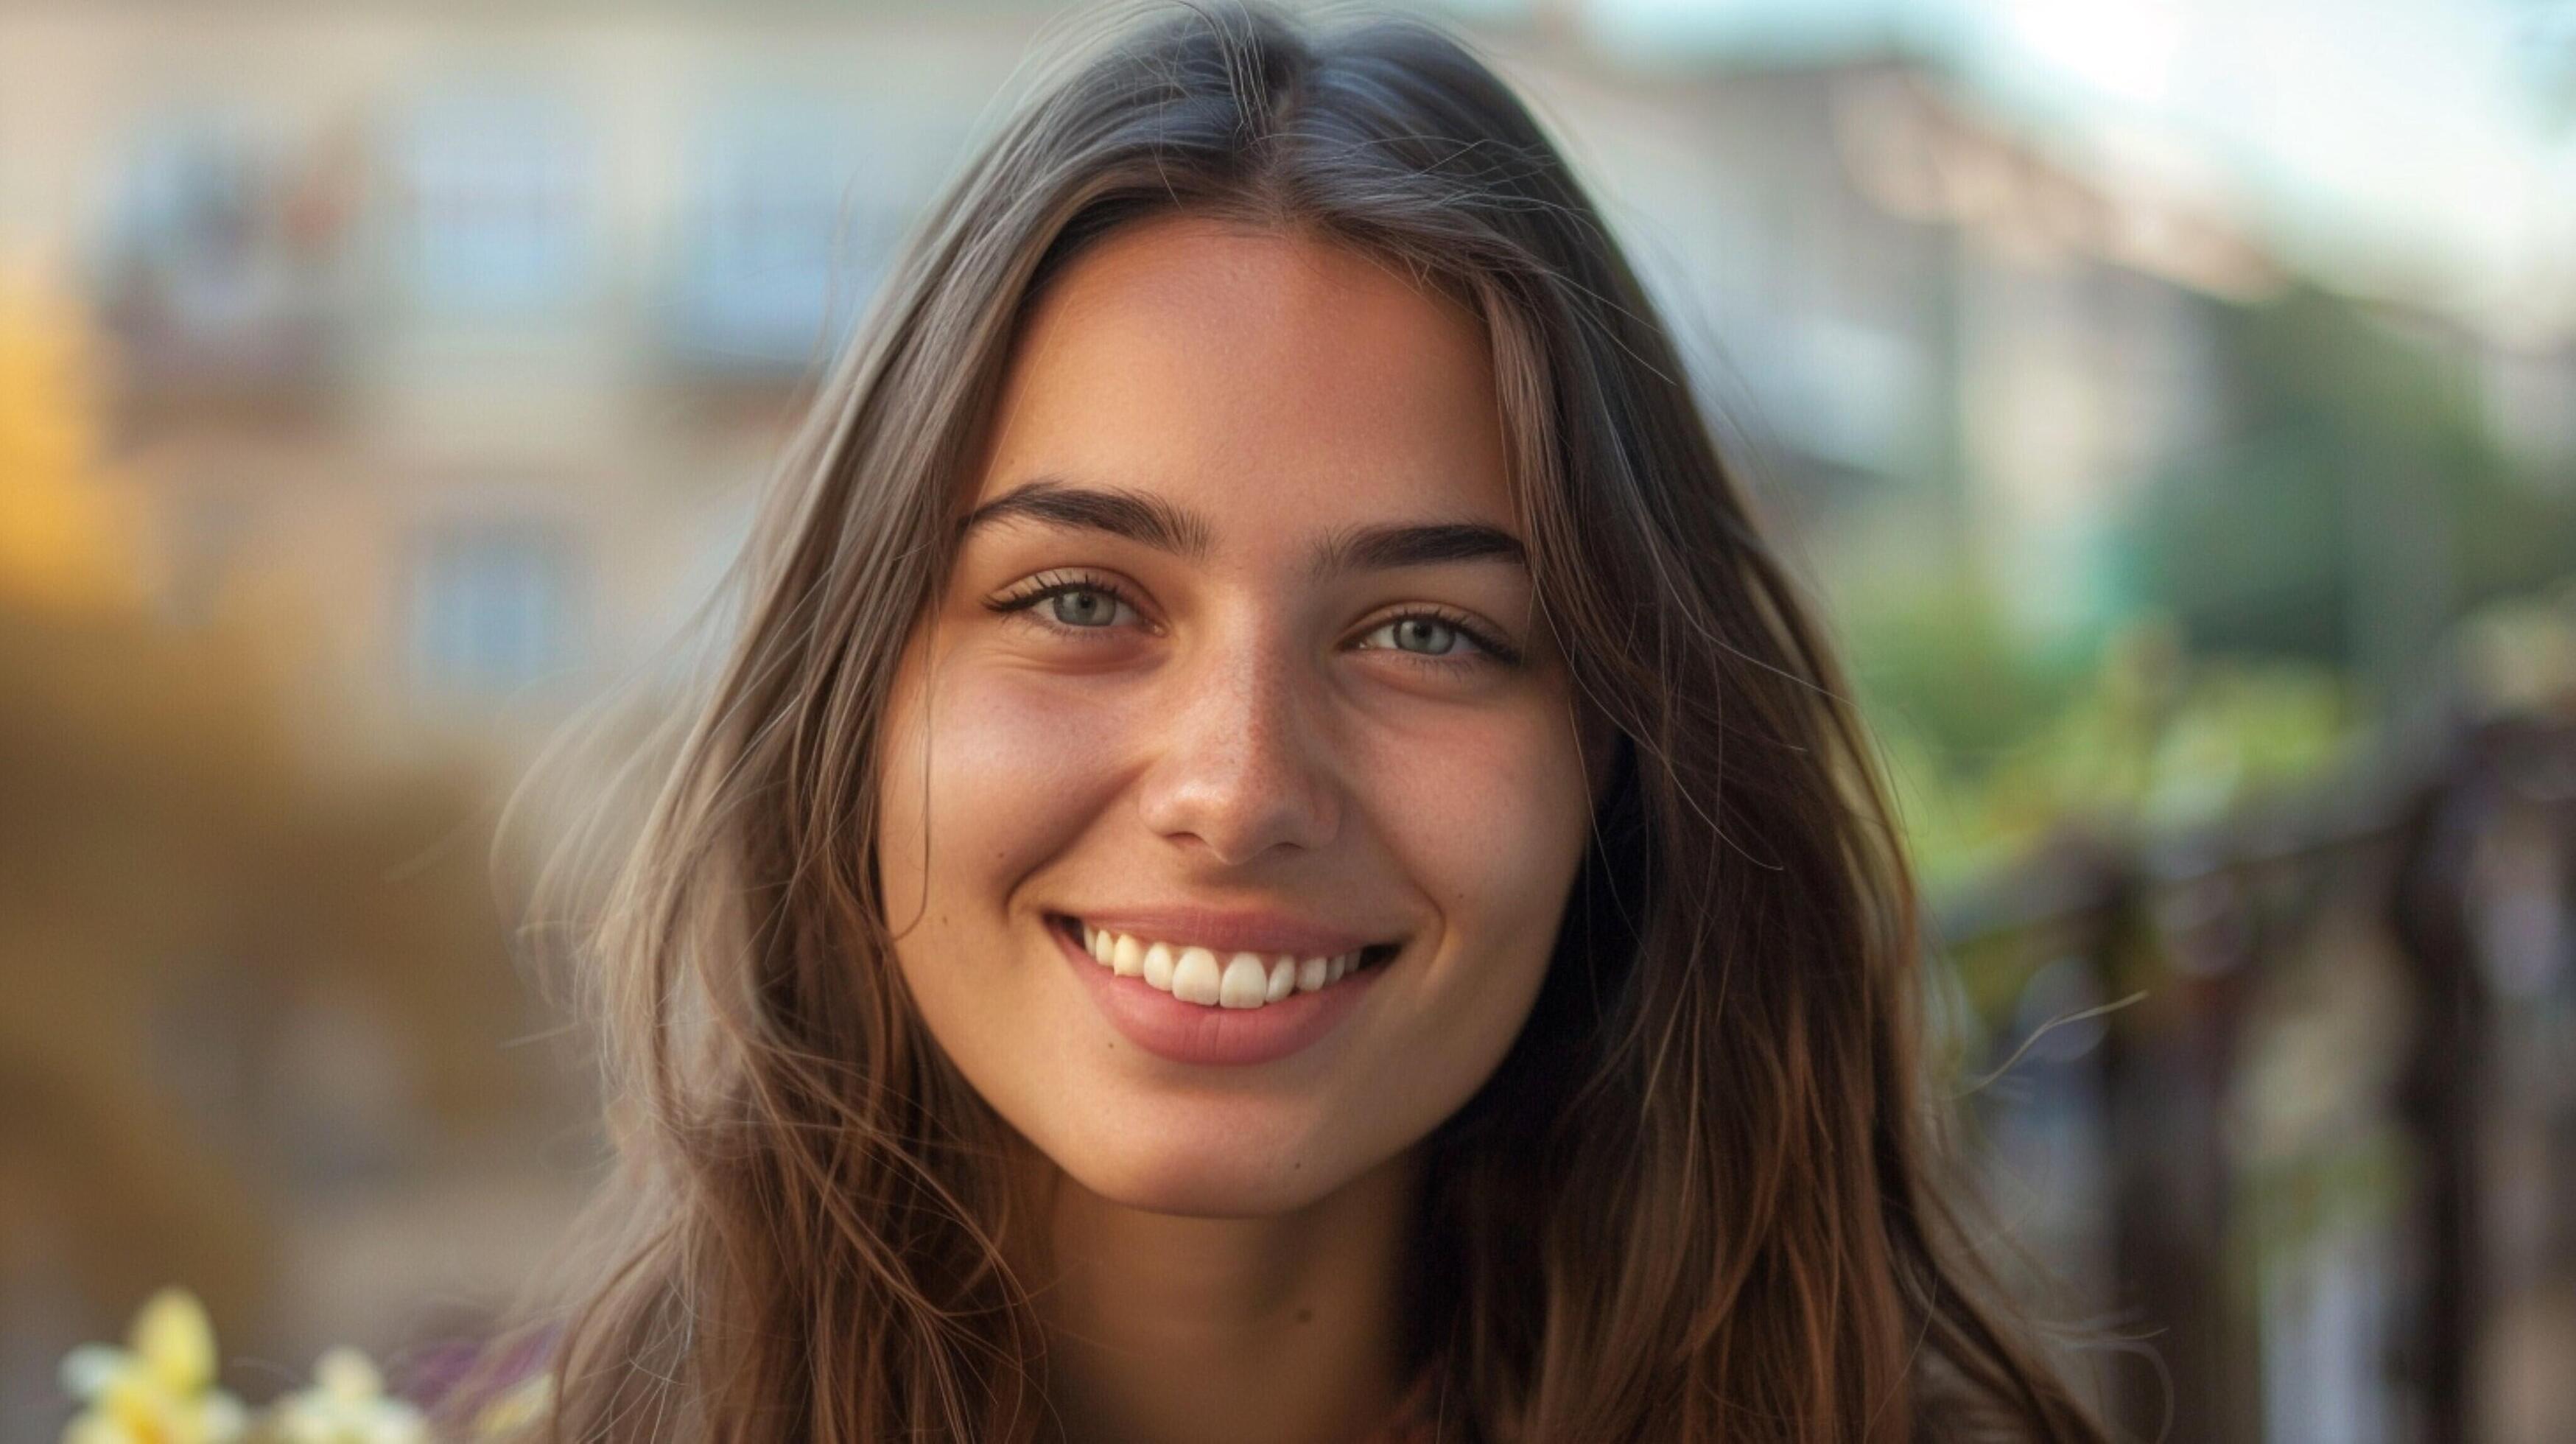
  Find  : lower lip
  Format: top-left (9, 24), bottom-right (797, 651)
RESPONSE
top-left (1053, 919), bottom-right (1385, 1067)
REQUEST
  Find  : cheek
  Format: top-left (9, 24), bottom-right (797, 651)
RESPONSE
top-left (1364, 706), bottom-right (1592, 942)
top-left (1347, 701), bottom-right (1589, 1080)
top-left (877, 652), bottom-right (1129, 937)
top-left (1330, 701), bottom-right (1591, 1155)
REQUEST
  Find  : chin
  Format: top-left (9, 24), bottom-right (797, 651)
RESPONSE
top-left (1058, 1130), bottom-right (1344, 1219)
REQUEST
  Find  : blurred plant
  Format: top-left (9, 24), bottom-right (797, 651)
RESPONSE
top-left (1840, 553), bottom-right (2094, 771)
top-left (464, 1372), bottom-right (554, 1442)
top-left (57, 1289), bottom-right (248, 1444)
top-left (1861, 611), bottom-right (2365, 887)
top-left (1866, 573), bottom-right (2576, 890)
top-left (55, 1290), bottom-right (511, 1444)
top-left (2133, 287), bottom-right (2576, 670)
top-left (261, 1348), bottom-right (429, 1444)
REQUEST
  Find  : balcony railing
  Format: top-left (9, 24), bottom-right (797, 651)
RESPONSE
top-left (1935, 712), bottom-right (2576, 1441)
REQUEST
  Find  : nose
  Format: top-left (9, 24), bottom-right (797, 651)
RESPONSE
top-left (1134, 622), bottom-right (1341, 865)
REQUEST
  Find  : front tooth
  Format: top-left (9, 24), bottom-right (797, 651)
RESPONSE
top-left (1220, 953), bottom-right (1269, 1008)
top-left (1142, 942), bottom-right (1176, 991)
top-left (1110, 933), bottom-right (1145, 977)
top-left (1296, 956), bottom-right (1329, 992)
top-left (1172, 947), bottom-right (1222, 1005)
top-left (1265, 955), bottom-right (1296, 1003)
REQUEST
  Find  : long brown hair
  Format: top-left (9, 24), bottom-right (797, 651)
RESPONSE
top-left (464, 2), bottom-right (2121, 1438)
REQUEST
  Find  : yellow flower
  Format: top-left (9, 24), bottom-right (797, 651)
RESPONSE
top-left (468, 1371), bottom-right (553, 1441)
top-left (57, 1289), bottom-right (249, 1444)
top-left (260, 1347), bottom-right (427, 1444)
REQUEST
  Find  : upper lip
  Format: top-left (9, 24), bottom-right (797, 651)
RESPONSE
top-left (1054, 906), bottom-right (1398, 958)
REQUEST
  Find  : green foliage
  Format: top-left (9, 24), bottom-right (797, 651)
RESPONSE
top-left (1850, 606), bottom-right (2364, 889)
top-left (1834, 284), bottom-right (2572, 888)
top-left (2132, 287), bottom-right (2576, 667)
top-left (1839, 555), bottom-right (2094, 768)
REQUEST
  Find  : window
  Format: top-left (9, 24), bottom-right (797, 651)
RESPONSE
top-left (397, 89), bottom-right (589, 315)
top-left (97, 108), bottom-right (340, 387)
top-left (408, 519), bottom-right (576, 693)
top-left (666, 94), bottom-right (887, 373)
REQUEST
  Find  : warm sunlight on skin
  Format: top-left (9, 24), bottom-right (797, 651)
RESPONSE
top-left (878, 210), bottom-right (1598, 1213)
top-left (874, 211), bottom-right (1604, 1443)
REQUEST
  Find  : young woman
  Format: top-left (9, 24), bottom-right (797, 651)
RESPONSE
top-left (463, 1), bottom-right (2119, 1439)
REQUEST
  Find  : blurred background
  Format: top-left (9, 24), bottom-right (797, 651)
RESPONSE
top-left (2, 0), bottom-right (2571, 1439)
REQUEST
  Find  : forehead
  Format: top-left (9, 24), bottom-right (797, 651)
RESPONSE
top-left (969, 213), bottom-right (1515, 542)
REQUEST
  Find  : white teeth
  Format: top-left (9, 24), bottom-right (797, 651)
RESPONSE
top-left (1172, 947), bottom-right (1222, 1005)
top-left (1220, 953), bottom-right (1269, 1008)
top-left (1075, 919), bottom-right (1380, 1011)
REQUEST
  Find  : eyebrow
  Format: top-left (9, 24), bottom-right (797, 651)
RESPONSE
top-left (958, 477), bottom-right (1528, 582)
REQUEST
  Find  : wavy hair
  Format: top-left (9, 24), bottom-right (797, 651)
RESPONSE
top-left (456, 2), bottom-right (2120, 1439)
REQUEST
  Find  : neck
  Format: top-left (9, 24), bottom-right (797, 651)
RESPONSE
top-left (1009, 1146), bottom-right (1427, 1444)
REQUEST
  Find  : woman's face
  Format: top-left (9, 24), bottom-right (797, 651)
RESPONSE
top-left (876, 213), bottom-right (1601, 1217)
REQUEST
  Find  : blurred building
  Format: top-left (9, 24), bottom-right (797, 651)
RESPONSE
top-left (1500, 39), bottom-right (2283, 650)
top-left (4, 0), bottom-right (2544, 755)
top-left (0, 4), bottom-right (1059, 1428)
top-left (0, 3), bottom-right (1042, 780)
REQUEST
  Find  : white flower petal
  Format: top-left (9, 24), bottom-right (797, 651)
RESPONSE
top-left (199, 1391), bottom-right (251, 1443)
top-left (315, 1346), bottom-right (384, 1401)
top-left (57, 1344), bottom-right (127, 1398)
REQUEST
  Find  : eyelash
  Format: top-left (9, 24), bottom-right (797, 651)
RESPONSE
top-left (982, 569), bottom-right (1524, 673)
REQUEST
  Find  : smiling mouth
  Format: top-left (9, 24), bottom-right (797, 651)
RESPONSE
top-left (1048, 914), bottom-right (1398, 1009)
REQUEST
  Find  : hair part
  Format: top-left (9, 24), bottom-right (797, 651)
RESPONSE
top-left (453, 3), bottom-right (2124, 1440)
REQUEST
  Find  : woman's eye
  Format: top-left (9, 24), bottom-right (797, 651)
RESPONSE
top-left (983, 573), bottom-right (1146, 638)
top-left (1360, 611), bottom-right (1515, 676)
top-left (1366, 616), bottom-right (1470, 656)
top-left (987, 575), bottom-right (1519, 671)
top-left (1356, 611), bottom-right (1519, 670)
top-left (1043, 586), bottom-right (1123, 628)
